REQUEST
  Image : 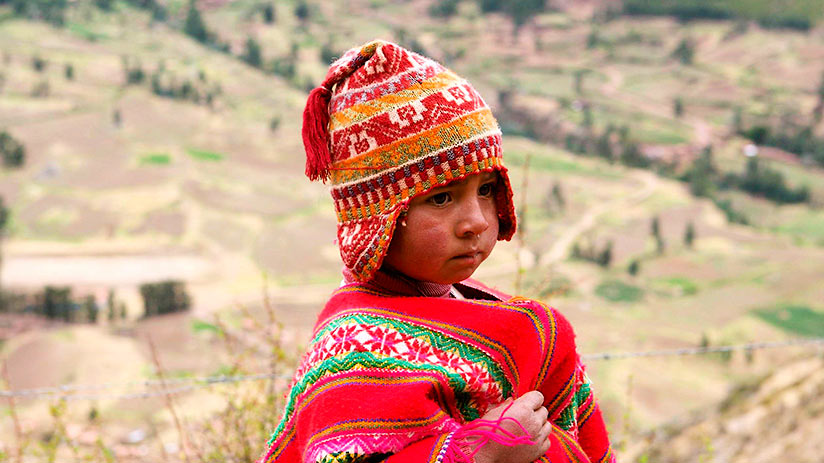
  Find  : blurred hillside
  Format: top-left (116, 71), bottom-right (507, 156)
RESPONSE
top-left (633, 355), bottom-right (824, 463)
top-left (1, 0), bottom-right (824, 461)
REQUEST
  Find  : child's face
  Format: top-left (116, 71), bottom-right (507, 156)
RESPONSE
top-left (382, 171), bottom-right (500, 284)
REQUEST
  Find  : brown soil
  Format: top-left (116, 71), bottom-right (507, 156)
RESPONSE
top-left (17, 195), bottom-right (118, 239)
top-left (131, 210), bottom-right (186, 237)
top-left (254, 215), bottom-right (339, 278)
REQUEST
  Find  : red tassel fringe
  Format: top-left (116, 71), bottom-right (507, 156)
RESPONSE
top-left (303, 86), bottom-right (333, 182)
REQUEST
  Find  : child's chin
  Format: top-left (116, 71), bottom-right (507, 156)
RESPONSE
top-left (444, 268), bottom-right (478, 284)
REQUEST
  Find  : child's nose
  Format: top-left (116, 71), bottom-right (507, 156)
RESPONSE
top-left (456, 198), bottom-right (490, 238)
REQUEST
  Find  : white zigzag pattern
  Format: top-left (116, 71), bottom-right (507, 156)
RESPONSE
top-left (306, 420), bottom-right (458, 463)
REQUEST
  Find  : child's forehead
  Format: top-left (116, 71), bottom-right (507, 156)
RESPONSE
top-left (439, 171), bottom-right (498, 187)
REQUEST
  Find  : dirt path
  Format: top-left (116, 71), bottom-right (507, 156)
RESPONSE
top-left (476, 168), bottom-right (661, 283)
top-left (538, 169), bottom-right (660, 267)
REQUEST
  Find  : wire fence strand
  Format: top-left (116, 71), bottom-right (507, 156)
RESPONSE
top-left (580, 337), bottom-right (824, 361)
top-left (2, 338), bottom-right (823, 401)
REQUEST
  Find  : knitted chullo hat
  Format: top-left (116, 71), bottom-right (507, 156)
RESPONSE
top-left (303, 39), bottom-right (516, 282)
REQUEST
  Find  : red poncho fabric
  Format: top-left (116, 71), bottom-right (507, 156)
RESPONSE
top-left (261, 281), bottom-right (615, 463)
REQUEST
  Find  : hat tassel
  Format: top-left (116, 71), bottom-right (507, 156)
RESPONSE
top-left (303, 86), bottom-right (333, 181)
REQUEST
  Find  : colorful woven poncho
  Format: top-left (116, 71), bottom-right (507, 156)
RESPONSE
top-left (261, 281), bottom-right (615, 463)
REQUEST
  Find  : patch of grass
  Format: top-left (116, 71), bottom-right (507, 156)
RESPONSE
top-left (772, 213), bottom-right (824, 246)
top-left (186, 147), bottom-right (225, 162)
top-left (138, 153), bottom-right (171, 165)
top-left (753, 304), bottom-right (824, 337)
top-left (191, 318), bottom-right (221, 335)
top-left (595, 279), bottom-right (644, 303)
top-left (506, 148), bottom-right (622, 179)
top-left (632, 123), bottom-right (690, 145)
top-left (651, 276), bottom-right (699, 297)
top-left (592, 103), bottom-right (692, 145)
top-left (66, 22), bottom-right (108, 42)
top-left (36, 207), bottom-right (78, 230)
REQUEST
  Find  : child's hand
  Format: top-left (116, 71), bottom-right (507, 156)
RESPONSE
top-left (471, 391), bottom-right (551, 463)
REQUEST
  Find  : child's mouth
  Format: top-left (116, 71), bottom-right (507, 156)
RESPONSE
top-left (452, 251), bottom-right (482, 263)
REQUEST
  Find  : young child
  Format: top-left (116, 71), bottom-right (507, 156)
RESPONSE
top-left (261, 40), bottom-right (615, 463)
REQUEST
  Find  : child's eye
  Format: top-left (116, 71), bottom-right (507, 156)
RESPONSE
top-left (478, 182), bottom-right (496, 197)
top-left (427, 192), bottom-right (451, 206)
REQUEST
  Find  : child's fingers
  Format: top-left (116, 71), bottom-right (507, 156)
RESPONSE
top-left (516, 390), bottom-right (544, 410)
top-left (538, 420), bottom-right (552, 441)
top-left (538, 434), bottom-right (552, 455)
top-left (536, 405), bottom-right (548, 423)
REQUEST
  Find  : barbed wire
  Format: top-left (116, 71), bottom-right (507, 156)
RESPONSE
top-left (580, 337), bottom-right (824, 361)
top-left (0, 373), bottom-right (289, 400)
top-left (2, 338), bottom-right (823, 401)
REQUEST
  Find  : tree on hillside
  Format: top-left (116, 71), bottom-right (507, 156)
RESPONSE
top-left (83, 295), bottom-right (99, 323)
top-left (651, 215), bottom-right (666, 254)
top-left (122, 56), bottom-right (145, 84)
top-left (95, 0), bottom-right (114, 11)
top-left (124, 0), bottom-right (167, 21)
top-left (478, 0), bottom-right (502, 12)
top-left (294, 0), bottom-right (310, 21)
top-left (681, 145), bottom-right (717, 197)
top-left (8, 0), bottom-right (67, 25)
top-left (262, 3), bottom-right (275, 23)
top-left (586, 28), bottom-right (600, 49)
top-left (269, 115), bottom-right (281, 132)
top-left (320, 42), bottom-right (337, 64)
top-left (0, 129), bottom-right (26, 168)
top-left (814, 70), bottom-right (824, 122)
top-left (32, 55), bottom-right (47, 73)
top-left (429, 0), bottom-right (460, 18)
top-left (107, 289), bottom-right (116, 323)
top-left (684, 221), bottom-right (695, 248)
top-left (618, 130), bottom-right (648, 168)
top-left (733, 157), bottom-right (810, 204)
top-left (672, 38), bottom-right (695, 65)
top-left (595, 125), bottom-right (614, 161)
top-left (731, 106), bottom-right (743, 134)
top-left (184, 0), bottom-right (210, 43)
top-left (40, 286), bottom-right (73, 322)
top-left (552, 181), bottom-right (565, 210)
top-left (242, 36), bottom-right (263, 68)
top-left (673, 96), bottom-right (684, 118)
top-left (651, 215), bottom-right (660, 240)
top-left (508, 0), bottom-right (544, 30)
top-left (597, 240), bottom-right (613, 267)
top-left (477, 0), bottom-right (546, 32)
top-left (140, 280), bottom-right (191, 318)
top-left (573, 69), bottom-right (586, 95)
top-left (628, 258), bottom-right (640, 276)
top-left (0, 196), bottom-right (8, 307)
top-left (271, 56), bottom-right (296, 80)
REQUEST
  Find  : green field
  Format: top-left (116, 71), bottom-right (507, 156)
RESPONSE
top-left (753, 304), bottom-right (824, 337)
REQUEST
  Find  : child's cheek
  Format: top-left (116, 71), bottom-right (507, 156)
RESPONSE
top-left (415, 222), bottom-right (450, 256)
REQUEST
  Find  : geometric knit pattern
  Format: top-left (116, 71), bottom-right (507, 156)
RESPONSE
top-left (319, 40), bottom-right (516, 281)
top-left (260, 281), bottom-right (615, 463)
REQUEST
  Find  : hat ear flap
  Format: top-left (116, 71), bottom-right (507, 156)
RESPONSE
top-left (303, 86), bottom-right (333, 182)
